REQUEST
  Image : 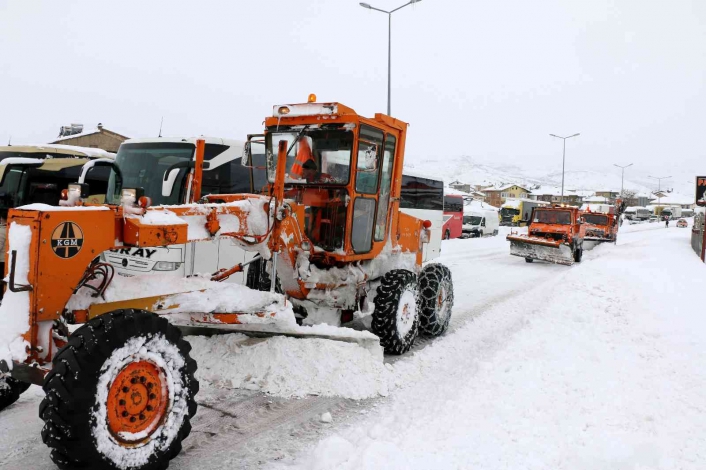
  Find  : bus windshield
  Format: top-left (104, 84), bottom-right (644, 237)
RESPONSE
top-left (107, 143), bottom-right (194, 205)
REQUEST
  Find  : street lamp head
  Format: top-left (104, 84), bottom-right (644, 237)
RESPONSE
top-left (569, 133), bottom-right (580, 138)
top-left (359, 2), bottom-right (372, 8)
top-left (410, 0), bottom-right (422, 3)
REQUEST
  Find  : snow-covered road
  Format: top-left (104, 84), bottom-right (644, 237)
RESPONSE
top-left (1, 223), bottom-right (704, 470)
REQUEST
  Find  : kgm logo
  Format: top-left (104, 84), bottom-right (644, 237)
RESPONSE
top-left (51, 222), bottom-right (84, 258)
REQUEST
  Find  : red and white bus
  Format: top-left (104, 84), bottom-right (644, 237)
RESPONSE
top-left (442, 192), bottom-right (464, 239)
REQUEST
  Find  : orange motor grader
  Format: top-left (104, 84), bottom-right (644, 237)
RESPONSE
top-left (507, 205), bottom-right (586, 265)
top-left (0, 100), bottom-right (454, 470)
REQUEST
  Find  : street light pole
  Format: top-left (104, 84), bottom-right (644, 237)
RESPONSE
top-left (613, 163), bottom-right (633, 199)
top-left (549, 133), bottom-right (580, 204)
top-left (359, 0), bottom-right (421, 116)
top-left (648, 175), bottom-right (671, 207)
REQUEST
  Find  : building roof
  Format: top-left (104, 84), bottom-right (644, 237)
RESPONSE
top-left (52, 125), bottom-right (129, 143)
top-left (583, 196), bottom-right (609, 203)
top-left (484, 183), bottom-right (531, 192)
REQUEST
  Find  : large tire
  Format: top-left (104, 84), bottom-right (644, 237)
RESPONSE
top-left (525, 258), bottom-right (534, 263)
top-left (418, 264), bottom-right (454, 337)
top-left (40, 309), bottom-right (198, 470)
top-left (574, 245), bottom-right (583, 263)
top-left (0, 374), bottom-right (31, 411)
top-left (246, 257), bottom-right (281, 293)
top-left (371, 270), bottom-right (419, 355)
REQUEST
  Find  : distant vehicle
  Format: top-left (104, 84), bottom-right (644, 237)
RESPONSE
top-left (442, 193), bottom-right (464, 239)
top-left (399, 172), bottom-right (444, 260)
top-left (677, 218), bottom-right (688, 228)
top-left (462, 207), bottom-right (499, 238)
top-left (623, 206), bottom-right (651, 221)
top-left (500, 198), bottom-right (549, 226)
top-left (507, 206), bottom-right (585, 265)
top-left (661, 206), bottom-right (682, 220)
top-left (649, 215), bottom-right (659, 223)
top-left (682, 209), bottom-right (694, 218)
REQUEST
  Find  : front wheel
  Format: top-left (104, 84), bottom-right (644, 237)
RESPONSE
top-left (0, 374), bottom-right (31, 411)
top-left (418, 264), bottom-right (454, 337)
top-left (525, 258), bottom-right (534, 263)
top-left (574, 246), bottom-right (583, 263)
top-left (371, 270), bottom-right (419, 355)
top-left (40, 309), bottom-right (198, 470)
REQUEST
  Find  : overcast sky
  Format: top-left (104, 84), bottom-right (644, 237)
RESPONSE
top-left (1, 0), bottom-right (704, 188)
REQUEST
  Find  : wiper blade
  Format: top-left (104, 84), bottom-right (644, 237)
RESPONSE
top-left (286, 125), bottom-right (309, 157)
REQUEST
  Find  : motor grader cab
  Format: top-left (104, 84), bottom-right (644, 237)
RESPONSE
top-left (507, 205), bottom-right (585, 265)
top-left (0, 100), bottom-right (454, 470)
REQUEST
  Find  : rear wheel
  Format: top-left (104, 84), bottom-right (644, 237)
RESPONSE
top-left (444, 230), bottom-right (451, 240)
top-left (40, 309), bottom-right (198, 470)
top-left (371, 270), bottom-right (419, 355)
top-left (418, 264), bottom-right (454, 337)
top-left (525, 258), bottom-right (534, 263)
top-left (0, 374), bottom-right (31, 411)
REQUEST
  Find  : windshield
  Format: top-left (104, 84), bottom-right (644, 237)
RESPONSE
top-left (501, 208), bottom-right (519, 216)
top-left (266, 129), bottom-right (353, 185)
top-left (534, 210), bottom-right (572, 225)
top-left (584, 214), bottom-right (608, 225)
top-left (107, 143), bottom-right (194, 205)
top-left (464, 216), bottom-right (482, 225)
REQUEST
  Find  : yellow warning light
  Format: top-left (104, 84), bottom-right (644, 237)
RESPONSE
top-left (308, 93), bottom-right (317, 103)
top-left (278, 106), bottom-right (290, 115)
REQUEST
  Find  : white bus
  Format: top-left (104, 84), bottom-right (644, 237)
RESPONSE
top-left (399, 171), bottom-right (444, 261)
top-left (101, 136), bottom-right (266, 283)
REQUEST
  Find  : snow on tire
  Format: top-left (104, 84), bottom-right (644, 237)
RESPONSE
top-left (0, 373), bottom-right (31, 412)
top-left (418, 263), bottom-right (454, 337)
top-left (40, 309), bottom-right (198, 470)
top-left (371, 269), bottom-right (420, 355)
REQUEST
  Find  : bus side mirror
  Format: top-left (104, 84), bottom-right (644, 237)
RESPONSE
top-left (162, 160), bottom-right (197, 197)
top-left (241, 142), bottom-right (252, 167)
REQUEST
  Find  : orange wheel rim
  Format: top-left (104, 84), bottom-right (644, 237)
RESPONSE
top-left (107, 361), bottom-right (168, 443)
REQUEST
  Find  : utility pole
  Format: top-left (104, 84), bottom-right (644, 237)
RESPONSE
top-left (549, 133), bottom-right (580, 204)
top-left (648, 175), bottom-right (671, 208)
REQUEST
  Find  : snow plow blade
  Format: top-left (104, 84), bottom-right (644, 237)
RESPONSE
top-left (507, 235), bottom-right (575, 265)
top-left (80, 288), bottom-right (383, 360)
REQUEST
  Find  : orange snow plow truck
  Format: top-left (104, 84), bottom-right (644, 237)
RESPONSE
top-left (0, 99), bottom-right (454, 470)
top-left (507, 205), bottom-right (585, 265)
top-left (580, 200), bottom-right (622, 244)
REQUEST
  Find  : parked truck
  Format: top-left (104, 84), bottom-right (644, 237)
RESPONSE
top-left (500, 198), bottom-right (549, 226)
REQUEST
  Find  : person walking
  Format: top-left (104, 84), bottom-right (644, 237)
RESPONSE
top-left (665, 217), bottom-right (669, 228)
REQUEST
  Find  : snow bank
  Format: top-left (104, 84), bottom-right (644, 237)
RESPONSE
top-left (187, 334), bottom-right (391, 399)
top-left (0, 223), bottom-right (32, 367)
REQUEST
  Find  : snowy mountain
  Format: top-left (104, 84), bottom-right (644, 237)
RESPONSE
top-left (404, 154), bottom-right (692, 197)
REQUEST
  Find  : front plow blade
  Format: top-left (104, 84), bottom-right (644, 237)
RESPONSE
top-left (507, 236), bottom-right (574, 265)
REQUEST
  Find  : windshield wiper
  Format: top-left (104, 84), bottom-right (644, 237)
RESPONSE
top-left (285, 125), bottom-right (309, 157)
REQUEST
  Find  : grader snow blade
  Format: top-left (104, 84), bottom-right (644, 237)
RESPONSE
top-left (507, 235), bottom-right (575, 265)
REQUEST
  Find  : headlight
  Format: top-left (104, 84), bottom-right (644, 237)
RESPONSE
top-left (121, 188), bottom-right (144, 206)
top-left (152, 261), bottom-right (181, 271)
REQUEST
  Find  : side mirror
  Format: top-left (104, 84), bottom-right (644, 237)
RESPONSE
top-left (358, 145), bottom-right (379, 172)
top-left (161, 160), bottom-right (208, 197)
top-left (241, 142), bottom-right (252, 167)
top-left (78, 159), bottom-right (124, 200)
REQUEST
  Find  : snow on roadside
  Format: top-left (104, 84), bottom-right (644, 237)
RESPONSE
top-left (276, 227), bottom-right (706, 469)
top-left (187, 334), bottom-right (392, 399)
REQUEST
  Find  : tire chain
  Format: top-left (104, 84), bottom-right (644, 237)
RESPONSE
top-left (371, 270), bottom-right (419, 355)
top-left (418, 263), bottom-right (454, 337)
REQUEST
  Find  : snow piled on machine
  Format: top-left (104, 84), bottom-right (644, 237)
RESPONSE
top-left (187, 334), bottom-right (392, 399)
top-left (0, 223), bottom-right (33, 367)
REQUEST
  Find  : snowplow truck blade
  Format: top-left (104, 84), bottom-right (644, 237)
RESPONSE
top-left (507, 235), bottom-right (575, 265)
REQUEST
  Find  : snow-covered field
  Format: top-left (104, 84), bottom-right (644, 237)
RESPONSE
top-left (2, 223), bottom-right (705, 469)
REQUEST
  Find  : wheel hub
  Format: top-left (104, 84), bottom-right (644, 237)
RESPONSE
top-left (107, 361), bottom-right (167, 443)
